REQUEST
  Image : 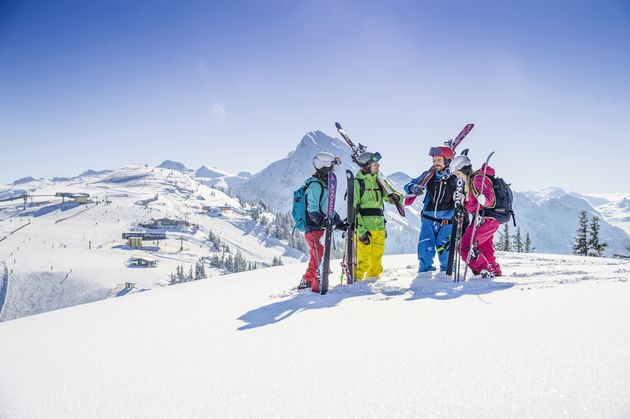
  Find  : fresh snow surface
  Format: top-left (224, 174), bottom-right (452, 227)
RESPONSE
top-left (0, 252), bottom-right (629, 418)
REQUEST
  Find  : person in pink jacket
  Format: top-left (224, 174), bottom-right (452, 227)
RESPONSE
top-left (453, 162), bottom-right (502, 277)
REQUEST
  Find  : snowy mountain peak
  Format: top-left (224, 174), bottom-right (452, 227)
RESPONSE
top-left (78, 169), bottom-right (112, 178)
top-left (387, 171), bottom-right (412, 189)
top-left (12, 176), bottom-right (37, 185)
top-left (157, 160), bottom-right (192, 172)
top-left (618, 197), bottom-right (630, 209)
top-left (195, 165), bottom-right (234, 179)
top-left (293, 130), bottom-right (347, 156)
top-left (523, 186), bottom-right (568, 204)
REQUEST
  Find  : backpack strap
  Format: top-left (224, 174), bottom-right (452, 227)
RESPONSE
top-left (357, 178), bottom-right (366, 200)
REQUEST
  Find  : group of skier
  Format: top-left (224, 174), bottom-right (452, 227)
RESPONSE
top-left (295, 123), bottom-right (509, 294)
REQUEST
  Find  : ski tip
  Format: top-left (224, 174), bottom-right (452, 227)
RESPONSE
top-left (335, 122), bottom-right (342, 130)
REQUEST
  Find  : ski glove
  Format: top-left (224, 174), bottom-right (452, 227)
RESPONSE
top-left (308, 211), bottom-right (325, 226)
top-left (321, 212), bottom-right (342, 228)
top-left (334, 220), bottom-right (350, 231)
top-left (409, 184), bottom-right (424, 195)
top-left (477, 194), bottom-right (487, 206)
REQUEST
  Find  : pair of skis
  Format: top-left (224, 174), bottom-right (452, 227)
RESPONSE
top-left (445, 176), bottom-right (467, 281)
top-left (340, 170), bottom-right (356, 285)
top-left (316, 171), bottom-right (337, 295)
top-left (403, 123), bottom-right (475, 206)
top-left (320, 168), bottom-right (356, 291)
top-left (335, 122), bottom-right (406, 218)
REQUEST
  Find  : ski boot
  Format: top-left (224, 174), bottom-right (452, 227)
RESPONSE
top-left (297, 277), bottom-right (310, 290)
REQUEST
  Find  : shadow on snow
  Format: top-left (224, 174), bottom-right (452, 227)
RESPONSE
top-left (237, 275), bottom-right (515, 331)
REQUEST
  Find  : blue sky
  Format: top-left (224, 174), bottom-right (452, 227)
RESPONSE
top-left (1, 0), bottom-right (629, 193)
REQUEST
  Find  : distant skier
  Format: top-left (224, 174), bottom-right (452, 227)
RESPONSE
top-left (404, 146), bottom-right (458, 274)
top-left (299, 152), bottom-right (348, 292)
top-left (451, 159), bottom-right (502, 277)
top-left (353, 152), bottom-right (402, 280)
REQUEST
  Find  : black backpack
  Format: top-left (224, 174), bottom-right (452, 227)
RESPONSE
top-left (482, 175), bottom-right (516, 226)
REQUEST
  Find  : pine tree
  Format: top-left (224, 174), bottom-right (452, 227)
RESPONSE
top-left (587, 216), bottom-right (608, 257)
top-left (500, 223), bottom-right (511, 251)
top-left (176, 265), bottom-right (185, 282)
top-left (524, 232), bottom-right (534, 253)
top-left (572, 210), bottom-right (589, 256)
top-left (513, 227), bottom-right (523, 253)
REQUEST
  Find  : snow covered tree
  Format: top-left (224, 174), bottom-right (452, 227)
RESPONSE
top-left (587, 216), bottom-right (607, 257)
top-left (170, 265), bottom-right (186, 284)
top-left (572, 210), bottom-right (589, 256)
top-left (233, 251), bottom-right (248, 272)
top-left (250, 206), bottom-right (261, 221)
top-left (194, 260), bottom-right (207, 280)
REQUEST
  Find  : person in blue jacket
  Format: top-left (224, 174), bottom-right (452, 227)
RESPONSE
top-left (404, 146), bottom-right (459, 274)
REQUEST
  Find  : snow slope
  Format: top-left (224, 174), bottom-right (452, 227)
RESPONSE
top-left (195, 164), bottom-right (250, 190)
top-left (0, 165), bottom-right (303, 321)
top-left (0, 253), bottom-right (629, 418)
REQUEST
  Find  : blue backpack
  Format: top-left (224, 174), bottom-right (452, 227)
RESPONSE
top-left (292, 179), bottom-right (324, 232)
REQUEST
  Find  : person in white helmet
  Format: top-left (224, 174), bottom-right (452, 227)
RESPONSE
top-left (298, 152), bottom-right (348, 292)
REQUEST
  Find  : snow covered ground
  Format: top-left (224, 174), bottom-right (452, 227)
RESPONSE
top-left (1, 252), bottom-right (629, 418)
top-left (0, 165), bottom-right (302, 321)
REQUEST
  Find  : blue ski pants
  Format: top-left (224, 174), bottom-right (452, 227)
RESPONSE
top-left (418, 214), bottom-right (453, 272)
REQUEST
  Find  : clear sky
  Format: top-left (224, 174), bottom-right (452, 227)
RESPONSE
top-left (1, 0), bottom-right (629, 193)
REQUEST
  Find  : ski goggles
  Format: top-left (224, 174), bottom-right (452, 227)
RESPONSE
top-left (369, 152), bottom-right (382, 163)
top-left (332, 156), bottom-right (342, 165)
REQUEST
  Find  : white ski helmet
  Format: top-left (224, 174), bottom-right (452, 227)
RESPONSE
top-left (312, 152), bottom-right (341, 170)
top-left (448, 155), bottom-right (472, 174)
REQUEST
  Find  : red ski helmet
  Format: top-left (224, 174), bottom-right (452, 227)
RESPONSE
top-left (429, 146), bottom-right (454, 160)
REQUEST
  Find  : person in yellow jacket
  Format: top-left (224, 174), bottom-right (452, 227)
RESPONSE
top-left (353, 151), bottom-right (403, 280)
